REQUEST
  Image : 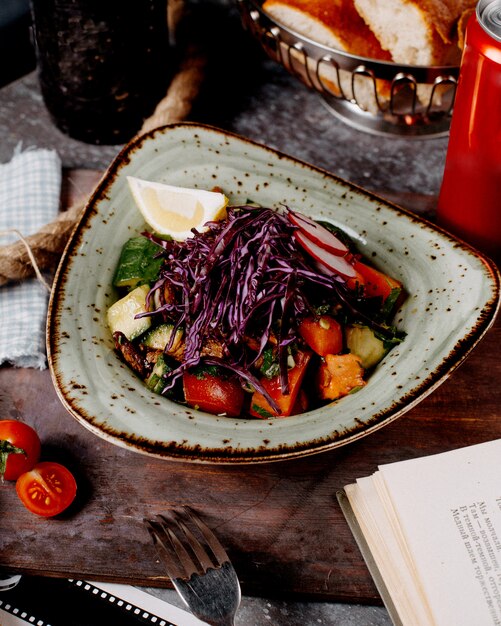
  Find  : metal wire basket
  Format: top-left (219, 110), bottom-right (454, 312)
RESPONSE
top-left (237, 0), bottom-right (460, 137)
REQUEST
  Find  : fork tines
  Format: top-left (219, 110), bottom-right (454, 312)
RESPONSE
top-left (145, 506), bottom-right (230, 582)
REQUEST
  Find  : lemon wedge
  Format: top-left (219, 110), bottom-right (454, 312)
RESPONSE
top-left (127, 176), bottom-right (228, 240)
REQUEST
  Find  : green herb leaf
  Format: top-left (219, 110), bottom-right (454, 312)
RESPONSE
top-left (381, 287), bottom-right (403, 319)
top-left (251, 404), bottom-right (274, 418)
top-left (191, 364), bottom-right (221, 380)
top-left (259, 347), bottom-right (280, 379)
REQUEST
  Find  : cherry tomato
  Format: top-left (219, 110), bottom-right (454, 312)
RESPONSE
top-left (298, 315), bottom-right (343, 356)
top-left (0, 420), bottom-right (41, 481)
top-left (183, 371), bottom-right (245, 417)
top-left (16, 461), bottom-right (77, 517)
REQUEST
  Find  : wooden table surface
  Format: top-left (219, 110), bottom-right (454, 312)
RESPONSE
top-left (0, 170), bottom-right (499, 603)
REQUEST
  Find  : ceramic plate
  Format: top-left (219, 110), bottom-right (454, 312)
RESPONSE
top-left (47, 123), bottom-right (500, 464)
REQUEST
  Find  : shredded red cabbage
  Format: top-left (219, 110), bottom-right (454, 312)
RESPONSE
top-left (139, 205), bottom-right (373, 408)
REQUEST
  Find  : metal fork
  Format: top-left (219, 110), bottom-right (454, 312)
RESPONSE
top-left (145, 507), bottom-right (241, 626)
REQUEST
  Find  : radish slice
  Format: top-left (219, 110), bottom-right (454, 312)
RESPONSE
top-left (294, 230), bottom-right (357, 279)
top-left (287, 210), bottom-right (348, 256)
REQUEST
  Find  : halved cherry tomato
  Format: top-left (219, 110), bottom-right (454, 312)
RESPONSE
top-left (16, 462), bottom-right (77, 517)
top-left (183, 371), bottom-right (245, 417)
top-left (299, 315), bottom-right (343, 356)
top-left (0, 420), bottom-right (41, 481)
top-left (353, 260), bottom-right (402, 301)
top-left (250, 350), bottom-right (312, 418)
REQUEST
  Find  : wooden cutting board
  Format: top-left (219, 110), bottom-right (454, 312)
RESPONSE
top-left (0, 172), bottom-right (499, 603)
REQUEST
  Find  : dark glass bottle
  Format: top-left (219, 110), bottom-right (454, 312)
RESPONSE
top-left (30, 0), bottom-right (171, 145)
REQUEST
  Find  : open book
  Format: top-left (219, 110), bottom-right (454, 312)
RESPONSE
top-left (338, 438), bottom-right (501, 626)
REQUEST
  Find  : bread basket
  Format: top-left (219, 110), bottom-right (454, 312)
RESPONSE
top-left (237, 0), bottom-right (460, 137)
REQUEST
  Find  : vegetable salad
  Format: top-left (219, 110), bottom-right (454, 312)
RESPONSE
top-left (108, 203), bottom-right (405, 418)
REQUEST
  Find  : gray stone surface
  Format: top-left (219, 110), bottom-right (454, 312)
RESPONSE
top-left (142, 585), bottom-right (393, 625)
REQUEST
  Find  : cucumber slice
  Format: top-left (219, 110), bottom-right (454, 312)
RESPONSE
top-left (142, 323), bottom-right (184, 354)
top-left (113, 237), bottom-right (163, 289)
top-left (346, 324), bottom-right (388, 370)
top-left (146, 354), bottom-right (174, 395)
top-left (107, 284), bottom-right (151, 340)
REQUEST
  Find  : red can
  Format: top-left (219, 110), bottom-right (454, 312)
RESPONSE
top-left (436, 0), bottom-right (501, 261)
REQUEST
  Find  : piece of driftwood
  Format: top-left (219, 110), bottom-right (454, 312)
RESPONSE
top-left (0, 203), bottom-right (83, 286)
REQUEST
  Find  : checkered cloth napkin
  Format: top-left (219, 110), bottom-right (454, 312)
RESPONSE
top-left (0, 145), bottom-right (62, 369)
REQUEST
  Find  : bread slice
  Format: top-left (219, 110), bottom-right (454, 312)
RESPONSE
top-left (457, 7), bottom-right (475, 50)
top-left (262, 0), bottom-right (392, 60)
top-left (352, 0), bottom-right (475, 65)
top-left (262, 0), bottom-right (392, 113)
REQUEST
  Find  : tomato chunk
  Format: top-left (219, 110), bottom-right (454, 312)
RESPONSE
top-left (353, 260), bottom-right (402, 301)
top-left (317, 353), bottom-right (366, 401)
top-left (346, 270), bottom-right (365, 292)
top-left (183, 371), bottom-right (245, 417)
top-left (299, 315), bottom-right (343, 356)
top-left (291, 390), bottom-right (309, 415)
top-left (0, 420), bottom-right (41, 481)
top-left (16, 462), bottom-right (77, 517)
top-left (250, 350), bottom-right (312, 418)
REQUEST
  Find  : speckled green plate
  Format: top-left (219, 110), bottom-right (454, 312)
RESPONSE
top-left (47, 123), bottom-right (500, 464)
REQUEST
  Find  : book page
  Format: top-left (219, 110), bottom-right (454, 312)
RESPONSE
top-left (379, 438), bottom-right (501, 626)
top-left (344, 478), bottom-right (435, 626)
